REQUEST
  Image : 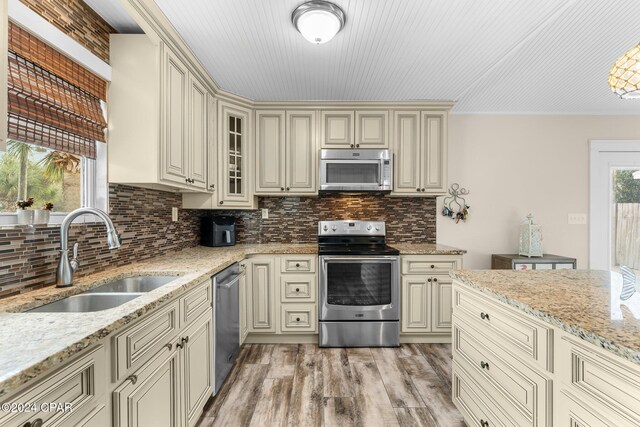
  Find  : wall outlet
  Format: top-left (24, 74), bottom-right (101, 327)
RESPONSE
top-left (172, 207), bottom-right (179, 222)
top-left (261, 208), bottom-right (269, 219)
top-left (568, 213), bottom-right (587, 225)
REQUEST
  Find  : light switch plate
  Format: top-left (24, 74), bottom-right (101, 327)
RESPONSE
top-left (172, 207), bottom-right (179, 222)
top-left (261, 208), bottom-right (269, 219)
top-left (568, 213), bottom-right (587, 225)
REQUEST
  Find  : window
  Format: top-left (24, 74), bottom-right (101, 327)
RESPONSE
top-left (1, 21), bottom-right (108, 224)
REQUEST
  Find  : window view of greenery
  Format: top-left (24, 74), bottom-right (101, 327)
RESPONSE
top-left (613, 169), bottom-right (640, 271)
top-left (0, 140), bottom-right (82, 213)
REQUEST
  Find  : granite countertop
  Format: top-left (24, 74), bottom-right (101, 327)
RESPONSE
top-left (450, 269), bottom-right (640, 365)
top-left (0, 242), bottom-right (465, 397)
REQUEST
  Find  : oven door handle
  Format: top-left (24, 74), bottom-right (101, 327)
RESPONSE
top-left (320, 256), bottom-right (400, 263)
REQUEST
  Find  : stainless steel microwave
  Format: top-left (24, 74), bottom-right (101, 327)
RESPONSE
top-left (319, 149), bottom-right (393, 192)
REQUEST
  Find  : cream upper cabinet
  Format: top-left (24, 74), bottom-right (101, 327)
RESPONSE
top-left (255, 110), bottom-right (317, 195)
top-left (321, 110), bottom-right (354, 148)
top-left (392, 110), bottom-right (448, 195)
top-left (355, 110), bottom-right (389, 148)
top-left (255, 110), bottom-right (286, 193)
top-left (187, 75), bottom-right (208, 190)
top-left (161, 47), bottom-right (189, 186)
top-left (109, 35), bottom-right (214, 192)
top-left (217, 101), bottom-right (257, 208)
top-left (321, 110), bottom-right (389, 148)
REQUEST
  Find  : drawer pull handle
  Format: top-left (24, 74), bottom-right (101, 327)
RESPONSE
top-left (431, 264), bottom-right (435, 268)
top-left (127, 374), bottom-right (138, 385)
top-left (480, 312), bottom-right (490, 320)
top-left (296, 317), bottom-right (301, 322)
top-left (165, 343), bottom-right (173, 351)
top-left (480, 420), bottom-right (489, 427)
top-left (480, 361), bottom-right (490, 370)
top-left (295, 263), bottom-right (300, 267)
top-left (295, 288), bottom-right (300, 292)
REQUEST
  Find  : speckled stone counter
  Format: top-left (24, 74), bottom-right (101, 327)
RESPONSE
top-left (450, 269), bottom-right (640, 365)
top-left (391, 243), bottom-right (466, 255)
top-left (0, 244), bottom-right (316, 397)
top-left (0, 242), bottom-right (465, 397)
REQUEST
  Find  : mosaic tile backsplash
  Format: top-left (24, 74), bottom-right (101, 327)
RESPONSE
top-left (0, 185), bottom-right (200, 298)
top-left (0, 189), bottom-right (436, 299)
top-left (221, 193), bottom-right (437, 245)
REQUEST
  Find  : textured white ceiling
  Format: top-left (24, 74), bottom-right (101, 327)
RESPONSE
top-left (88, 0), bottom-right (640, 113)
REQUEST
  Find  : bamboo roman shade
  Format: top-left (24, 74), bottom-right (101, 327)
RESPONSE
top-left (7, 22), bottom-right (107, 159)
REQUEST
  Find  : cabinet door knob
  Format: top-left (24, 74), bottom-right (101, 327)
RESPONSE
top-left (350, 144), bottom-right (354, 148)
top-left (126, 374), bottom-right (138, 385)
top-left (421, 188), bottom-right (426, 192)
top-left (480, 420), bottom-right (489, 427)
top-left (296, 317), bottom-right (300, 322)
top-left (281, 187), bottom-right (285, 191)
top-left (433, 278), bottom-right (438, 282)
top-left (356, 144), bottom-right (360, 148)
top-left (295, 263), bottom-right (300, 267)
top-left (286, 187), bottom-right (290, 191)
top-left (416, 188), bottom-right (421, 191)
top-left (480, 312), bottom-right (490, 320)
top-left (480, 361), bottom-right (490, 370)
top-left (427, 278), bottom-right (432, 282)
top-left (209, 184), bottom-right (215, 188)
top-left (165, 343), bottom-right (173, 351)
top-left (219, 201), bottom-right (224, 205)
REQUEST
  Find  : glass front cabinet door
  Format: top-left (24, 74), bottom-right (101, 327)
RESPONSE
top-left (218, 101), bottom-right (256, 208)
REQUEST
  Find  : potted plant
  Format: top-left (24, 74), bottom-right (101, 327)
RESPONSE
top-left (34, 202), bottom-right (54, 225)
top-left (15, 198), bottom-right (34, 225)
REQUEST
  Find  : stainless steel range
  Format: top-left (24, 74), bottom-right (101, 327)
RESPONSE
top-left (318, 220), bottom-right (400, 347)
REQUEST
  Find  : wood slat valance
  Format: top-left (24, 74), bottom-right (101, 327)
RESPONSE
top-left (6, 22), bottom-right (107, 159)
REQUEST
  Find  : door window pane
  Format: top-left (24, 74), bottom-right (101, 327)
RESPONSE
top-left (326, 262), bottom-right (391, 305)
top-left (613, 169), bottom-right (640, 272)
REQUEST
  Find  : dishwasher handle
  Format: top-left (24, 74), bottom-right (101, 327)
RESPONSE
top-left (216, 272), bottom-right (244, 290)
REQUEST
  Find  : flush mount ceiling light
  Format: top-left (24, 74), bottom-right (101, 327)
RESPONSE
top-left (609, 43), bottom-right (640, 99)
top-left (292, 1), bottom-right (345, 45)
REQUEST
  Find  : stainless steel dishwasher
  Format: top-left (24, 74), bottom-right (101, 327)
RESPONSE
top-left (212, 262), bottom-right (243, 395)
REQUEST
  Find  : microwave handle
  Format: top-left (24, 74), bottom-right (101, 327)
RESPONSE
top-left (378, 158), bottom-right (384, 186)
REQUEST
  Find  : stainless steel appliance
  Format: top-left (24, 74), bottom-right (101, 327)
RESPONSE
top-left (319, 149), bottom-right (393, 192)
top-left (201, 216), bottom-right (236, 247)
top-left (212, 263), bottom-right (243, 395)
top-left (318, 220), bottom-right (400, 347)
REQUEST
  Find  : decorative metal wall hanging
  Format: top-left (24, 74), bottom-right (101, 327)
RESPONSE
top-left (442, 183), bottom-right (470, 224)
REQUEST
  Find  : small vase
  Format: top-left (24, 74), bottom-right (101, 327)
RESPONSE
top-left (16, 209), bottom-right (34, 225)
top-left (33, 209), bottom-right (50, 225)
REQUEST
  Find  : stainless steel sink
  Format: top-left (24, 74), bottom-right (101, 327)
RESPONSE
top-left (86, 275), bottom-right (178, 294)
top-left (28, 293), bottom-right (142, 313)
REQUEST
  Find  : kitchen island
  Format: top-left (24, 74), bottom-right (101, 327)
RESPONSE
top-left (450, 269), bottom-right (640, 426)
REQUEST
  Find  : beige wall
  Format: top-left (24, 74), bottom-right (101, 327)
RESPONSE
top-left (438, 115), bottom-right (640, 269)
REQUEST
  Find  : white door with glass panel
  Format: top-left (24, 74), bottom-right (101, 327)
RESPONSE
top-left (590, 141), bottom-right (640, 272)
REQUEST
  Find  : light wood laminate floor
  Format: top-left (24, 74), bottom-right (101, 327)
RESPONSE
top-left (197, 343), bottom-right (463, 427)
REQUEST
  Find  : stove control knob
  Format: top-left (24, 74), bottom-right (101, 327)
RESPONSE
top-left (323, 225), bottom-right (328, 231)
top-left (375, 226), bottom-right (381, 231)
top-left (367, 225), bottom-right (372, 231)
top-left (331, 225), bottom-right (337, 231)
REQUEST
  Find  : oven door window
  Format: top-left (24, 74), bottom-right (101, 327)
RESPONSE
top-left (325, 163), bottom-right (380, 185)
top-left (326, 262), bottom-right (391, 306)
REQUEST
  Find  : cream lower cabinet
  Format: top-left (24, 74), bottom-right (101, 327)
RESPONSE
top-left (242, 254), bottom-right (318, 339)
top-left (452, 281), bottom-right (640, 426)
top-left (400, 255), bottom-right (462, 338)
top-left (239, 266), bottom-right (249, 344)
top-left (1, 280), bottom-right (214, 427)
top-left (392, 110), bottom-right (448, 196)
top-left (255, 110), bottom-right (317, 195)
top-left (109, 34), bottom-right (214, 192)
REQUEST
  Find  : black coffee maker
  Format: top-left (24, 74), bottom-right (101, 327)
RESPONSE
top-left (201, 216), bottom-right (236, 247)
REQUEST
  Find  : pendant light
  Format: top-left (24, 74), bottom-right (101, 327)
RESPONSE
top-left (609, 43), bottom-right (640, 99)
top-left (292, 1), bottom-right (345, 45)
